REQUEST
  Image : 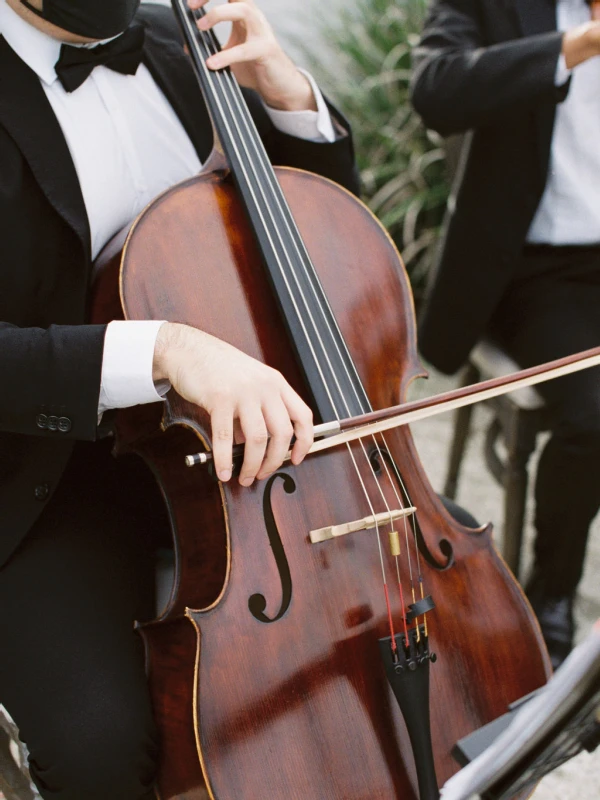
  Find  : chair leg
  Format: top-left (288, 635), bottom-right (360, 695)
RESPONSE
top-left (501, 411), bottom-right (538, 582)
top-left (444, 363), bottom-right (480, 499)
top-left (0, 709), bottom-right (37, 800)
top-left (0, 728), bottom-right (36, 800)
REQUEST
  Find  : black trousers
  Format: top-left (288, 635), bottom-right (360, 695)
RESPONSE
top-left (0, 440), bottom-right (167, 799)
top-left (490, 245), bottom-right (600, 596)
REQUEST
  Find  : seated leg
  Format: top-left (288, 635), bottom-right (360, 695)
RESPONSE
top-left (0, 442), bottom-right (164, 800)
top-left (489, 259), bottom-right (600, 668)
top-left (444, 362), bottom-right (480, 499)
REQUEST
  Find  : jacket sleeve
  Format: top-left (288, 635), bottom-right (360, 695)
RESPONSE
top-left (410, 0), bottom-right (566, 136)
top-left (0, 322), bottom-right (106, 441)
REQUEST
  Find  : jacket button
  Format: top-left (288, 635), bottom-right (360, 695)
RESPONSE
top-left (47, 415), bottom-right (59, 432)
top-left (34, 483), bottom-right (50, 502)
top-left (58, 416), bottom-right (72, 433)
top-left (36, 414), bottom-right (48, 429)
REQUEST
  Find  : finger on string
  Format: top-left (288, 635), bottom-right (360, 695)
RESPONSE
top-left (256, 399), bottom-right (295, 480)
top-left (282, 386), bottom-right (313, 465)
top-left (210, 404), bottom-right (236, 483)
top-left (207, 40), bottom-right (265, 70)
top-left (237, 406), bottom-right (269, 487)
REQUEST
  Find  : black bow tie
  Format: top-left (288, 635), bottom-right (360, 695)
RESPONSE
top-left (54, 23), bottom-right (145, 93)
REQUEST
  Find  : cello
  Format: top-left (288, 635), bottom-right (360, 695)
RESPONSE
top-left (92, 1), bottom-right (551, 797)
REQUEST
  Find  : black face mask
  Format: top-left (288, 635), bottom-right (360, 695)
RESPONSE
top-left (20, 0), bottom-right (141, 39)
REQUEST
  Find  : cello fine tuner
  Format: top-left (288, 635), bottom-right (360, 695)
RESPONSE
top-left (309, 507), bottom-right (417, 544)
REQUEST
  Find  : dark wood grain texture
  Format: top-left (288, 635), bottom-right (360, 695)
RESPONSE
top-left (92, 168), bottom-right (550, 800)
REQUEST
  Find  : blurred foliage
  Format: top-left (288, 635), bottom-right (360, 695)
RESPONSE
top-left (301, 0), bottom-right (449, 308)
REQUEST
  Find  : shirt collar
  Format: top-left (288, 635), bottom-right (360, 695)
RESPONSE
top-left (0, 0), bottom-right (61, 85)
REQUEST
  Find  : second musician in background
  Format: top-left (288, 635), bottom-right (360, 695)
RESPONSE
top-left (411, 0), bottom-right (600, 669)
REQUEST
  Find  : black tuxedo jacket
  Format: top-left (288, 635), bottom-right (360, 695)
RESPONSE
top-left (411, 0), bottom-right (567, 374)
top-left (0, 3), bottom-right (358, 566)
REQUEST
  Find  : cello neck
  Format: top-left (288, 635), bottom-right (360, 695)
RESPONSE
top-left (171, 0), bottom-right (371, 422)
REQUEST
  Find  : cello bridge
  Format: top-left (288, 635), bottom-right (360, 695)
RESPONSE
top-left (309, 507), bottom-right (416, 544)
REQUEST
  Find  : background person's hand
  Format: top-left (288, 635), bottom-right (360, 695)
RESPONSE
top-left (562, 20), bottom-right (600, 68)
top-left (187, 0), bottom-right (317, 111)
top-left (152, 322), bottom-right (313, 485)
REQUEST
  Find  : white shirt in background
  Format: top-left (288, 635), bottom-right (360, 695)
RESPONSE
top-left (527, 0), bottom-right (600, 244)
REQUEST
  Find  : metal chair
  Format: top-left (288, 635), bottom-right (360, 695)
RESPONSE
top-left (0, 706), bottom-right (38, 800)
top-left (444, 340), bottom-right (551, 580)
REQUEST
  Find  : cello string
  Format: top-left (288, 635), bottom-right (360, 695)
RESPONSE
top-left (176, 4), bottom-right (348, 420)
top-left (184, 5), bottom-right (416, 634)
top-left (198, 30), bottom-right (370, 419)
top-left (378, 433), bottom-right (425, 605)
top-left (186, 7), bottom-right (372, 412)
top-left (198, 25), bottom-right (422, 521)
top-left (209, 59), bottom-right (423, 618)
top-left (198, 32), bottom-right (415, 605)
top-left (196, 13), bottom-right (424, 632)
top-left (190, 24), bottom-right (411, 630)
top-left (202, 15), bottom-right (424, 642)
top-left (191, 8), bottom-right (419, 633)
top-left (196, 20), bottom-right (414, 483)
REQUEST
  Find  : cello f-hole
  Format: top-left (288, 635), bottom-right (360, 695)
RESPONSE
top-left (247, 472), bottom-right (296, 623)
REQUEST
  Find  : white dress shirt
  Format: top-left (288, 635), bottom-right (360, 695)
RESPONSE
top-left (527, 0), bottom-right (600, 244)
top-left (0, 0), bottom-right (336, 413)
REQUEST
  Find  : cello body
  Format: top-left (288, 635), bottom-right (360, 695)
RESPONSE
top-left (93, 165), bottom-right (550, 799)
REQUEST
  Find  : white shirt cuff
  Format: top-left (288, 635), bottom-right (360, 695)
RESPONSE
top-left (98, 320), bottom-right (171, 414)
top-left (263, 68), bottom-right (337, 144)
top-left (555, 53), bottom-right (571, 86)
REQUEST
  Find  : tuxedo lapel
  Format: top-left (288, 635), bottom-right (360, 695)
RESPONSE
top-left (0, 37), bottom-right (91, 256)
top-left (141, 20), bottom-right (214, 164)
top-left (513, 0), bottom-right (557, 37)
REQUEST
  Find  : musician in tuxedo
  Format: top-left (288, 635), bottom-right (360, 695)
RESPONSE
top-left (411, 0), bottom-right (600, 669)
top-left (0, 0), bottom-right (359, 797)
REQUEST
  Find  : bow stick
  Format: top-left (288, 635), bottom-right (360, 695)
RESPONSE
top-left (185, 346), bottom-right (600, 467)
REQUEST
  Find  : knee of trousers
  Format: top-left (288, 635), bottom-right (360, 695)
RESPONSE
top-left (28, 712), bottom-right (159, 800)
top-left (551, 386), bottom-right (600, 449)
top-left (551, 425), bottom-right (600, 458)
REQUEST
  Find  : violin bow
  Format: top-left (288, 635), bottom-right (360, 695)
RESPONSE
top-left (186, 346), bottom-right (600, 467)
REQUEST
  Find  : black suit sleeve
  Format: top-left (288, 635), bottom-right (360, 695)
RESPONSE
top-left (0, 322), bottom-right (106, 441)
top-left (410, 0), bottom-right (566, 136)
top-left (0, 114), bottom-right (107, 442)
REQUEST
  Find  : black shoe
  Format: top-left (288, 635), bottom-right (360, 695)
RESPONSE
top-left (525, 573), bottom-right (575, 671)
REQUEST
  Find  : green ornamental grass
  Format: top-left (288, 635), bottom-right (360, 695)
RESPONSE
top-left (302, 0), bottom-right (449, 309)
